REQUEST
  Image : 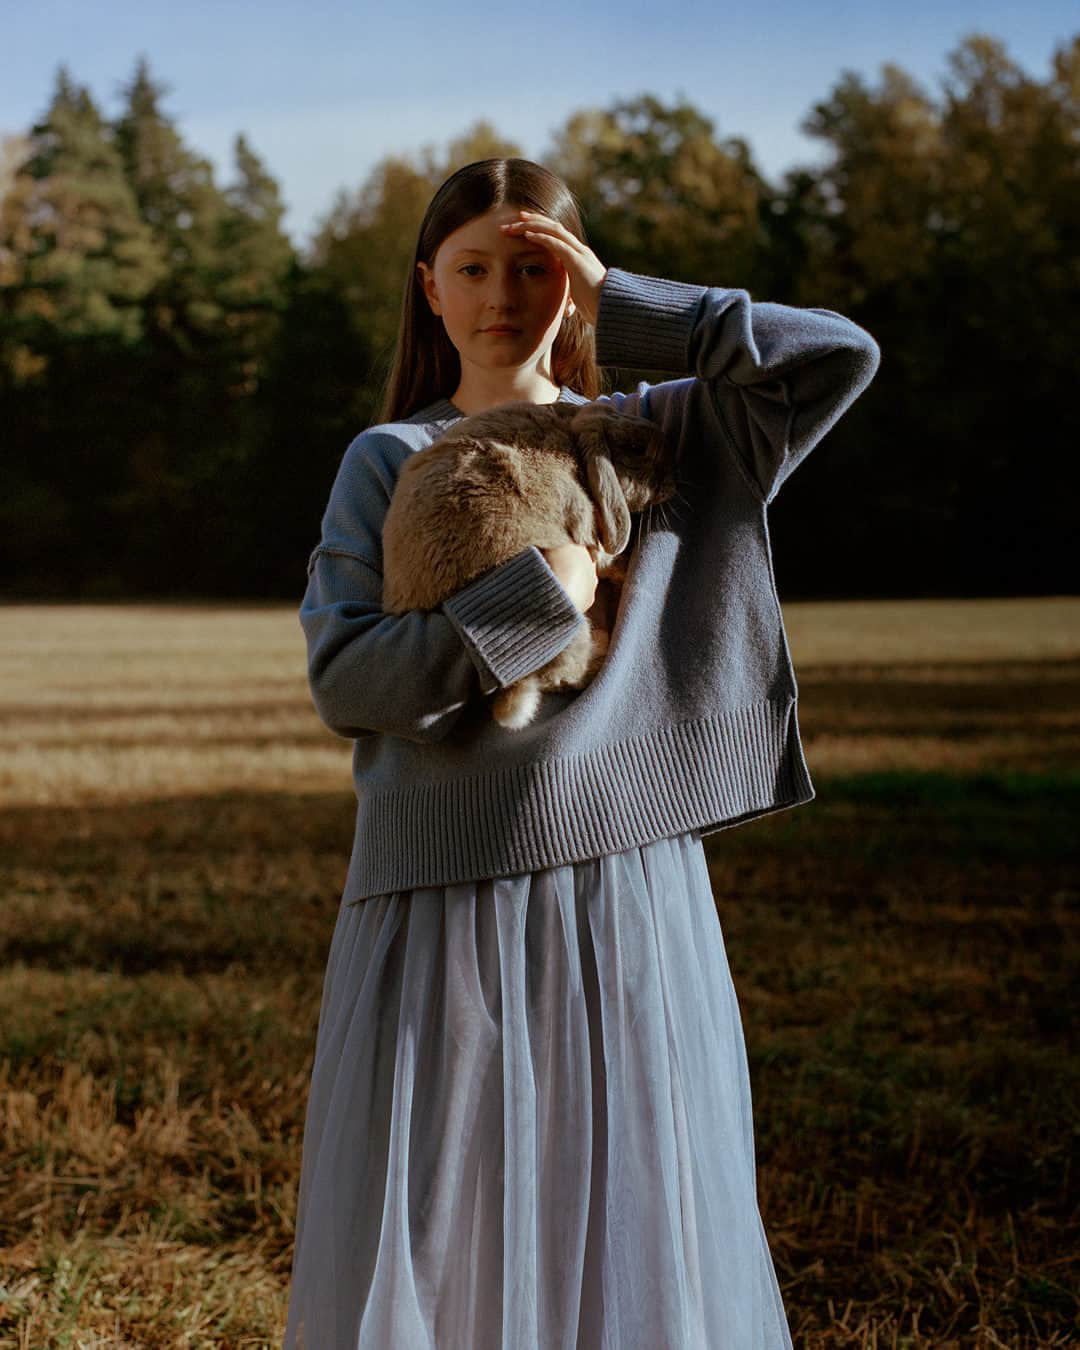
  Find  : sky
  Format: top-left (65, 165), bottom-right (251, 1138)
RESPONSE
top-left (5, 0), bottom-right (1077, 251)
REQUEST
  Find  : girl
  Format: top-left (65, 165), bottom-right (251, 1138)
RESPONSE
top-left (285, 157), bottom-right (879, 1349)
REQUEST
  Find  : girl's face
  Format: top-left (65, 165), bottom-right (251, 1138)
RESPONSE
top-left (416, 204), bottom-right (574, 378)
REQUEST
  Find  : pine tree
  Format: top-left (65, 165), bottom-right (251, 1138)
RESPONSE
top-left (0, 65), bottom-right (163, 372)
top-left (106, 56), bottom-right (280, 594)
top-left (215, 132), bottom-right (294, 398)
top-left (112, 54), bottom-right (231, 356)
top-left (0, 67), bottom-right (167, 594)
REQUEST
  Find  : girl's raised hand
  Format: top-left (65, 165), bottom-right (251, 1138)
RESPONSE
top-left (501, 211), bottom-right (607, 327)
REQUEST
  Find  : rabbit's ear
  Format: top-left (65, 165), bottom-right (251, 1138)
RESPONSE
top-left (583, 450), bottom-right (632, 554)
top-left (570, 401), bottom-right (658, 457)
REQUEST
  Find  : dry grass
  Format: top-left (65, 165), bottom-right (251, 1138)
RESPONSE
top-left (0, 598), bottom-right (1077, 1347)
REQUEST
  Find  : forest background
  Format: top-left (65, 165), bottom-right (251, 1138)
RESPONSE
top-left (2, 30), bottom-right (1077, 604)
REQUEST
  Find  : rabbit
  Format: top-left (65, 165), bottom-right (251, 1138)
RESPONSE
top-left (381, 398), bottom-right (677, 729)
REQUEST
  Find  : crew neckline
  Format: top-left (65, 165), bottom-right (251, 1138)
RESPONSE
top-left (417, 386), bottom-right (582, 425)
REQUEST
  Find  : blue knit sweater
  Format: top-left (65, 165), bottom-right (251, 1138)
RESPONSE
top-left (300, 268), bottom-right (880, 902)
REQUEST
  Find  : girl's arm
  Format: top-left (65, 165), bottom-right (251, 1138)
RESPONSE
top-left (593, 268), bottom-right (881, 504)
top-left (501, 213), bottom-right (879, 504)
top-left (300, 433), bottom-right (587, 744)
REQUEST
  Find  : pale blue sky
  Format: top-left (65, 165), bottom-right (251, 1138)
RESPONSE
top-left (5, 0), bottom-right (1076, 250)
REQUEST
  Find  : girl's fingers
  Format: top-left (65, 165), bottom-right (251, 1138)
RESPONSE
top-left (503, 213), bottom-right (577, 244)
top-left (502, 221), bottom-right (571, 259)
top-left (505, 222), bottom-right (584, 267)
top-left (523, 229), bottom-right (573, 257)
top-left (501, 211), bottom-right (606, 325)
top-left (503, 220), bottom-right (565, 242)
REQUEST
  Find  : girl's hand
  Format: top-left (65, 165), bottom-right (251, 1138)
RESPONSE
top-left (501, 211), bottom-right (607, 326)
top-left (540, 542), bottom-right (599, 613)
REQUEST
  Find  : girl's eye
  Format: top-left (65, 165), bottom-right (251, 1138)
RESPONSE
top-left (456, 263), bottom-right (548, 278)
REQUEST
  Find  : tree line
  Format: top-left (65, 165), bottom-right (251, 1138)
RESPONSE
top-left (1, 35), bottom-right (1077, 601)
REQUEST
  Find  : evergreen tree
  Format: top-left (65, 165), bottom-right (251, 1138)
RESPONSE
top-left (243, 259), bottom-right (375, 597)
top-left (112, 55), bottom-right (231, 355)
top-left (215, 132), bottom-right (295, 398)
top-left (0, 68), bottom-right (165, 593)
top-left (0, 132), bottom-right (26, 200)
top-left (0, 65), bottom-right (163, 365)
top-left (107, 56), bottom-right (291, 595)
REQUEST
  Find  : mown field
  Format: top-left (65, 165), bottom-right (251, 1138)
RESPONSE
top-left (0, 598), bottom-right (1077, 1348)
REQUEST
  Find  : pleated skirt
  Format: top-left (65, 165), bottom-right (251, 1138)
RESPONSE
top-left (282, 830), bottom-right (793, 1349)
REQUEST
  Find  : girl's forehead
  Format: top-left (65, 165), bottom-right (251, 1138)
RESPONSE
top-left (438, 205), bottom-right (526, 253)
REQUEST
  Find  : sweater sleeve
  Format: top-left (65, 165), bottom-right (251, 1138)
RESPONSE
top-left (593, 267), bottom-right (881, 504)
top-left (299, 434), bottom-right (587, 744)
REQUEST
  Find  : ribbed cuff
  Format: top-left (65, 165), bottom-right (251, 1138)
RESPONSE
top-left (442, 545), bottom-right (587, 695)
top-left (594, 267), bottom-right (709, 372)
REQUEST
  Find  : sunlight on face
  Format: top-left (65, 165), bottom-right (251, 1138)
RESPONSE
top-left (416, 205), bottom-right (572, 379)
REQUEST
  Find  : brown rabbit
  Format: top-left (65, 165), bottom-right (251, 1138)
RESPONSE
top-left (381, 399), bottom-right (677, 728)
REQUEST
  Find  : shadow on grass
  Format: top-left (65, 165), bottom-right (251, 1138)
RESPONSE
top-left (1, 769), bottom-right (1076, 1343)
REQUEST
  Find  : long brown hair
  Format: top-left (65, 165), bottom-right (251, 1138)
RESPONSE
top-left (378, 158), bottom-right (604, 423)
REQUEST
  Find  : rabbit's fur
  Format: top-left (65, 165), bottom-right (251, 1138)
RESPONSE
top-left (381, 399), bottom-right (676, 729)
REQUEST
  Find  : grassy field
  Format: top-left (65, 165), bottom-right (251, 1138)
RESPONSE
top-left (0, 597), bottom-right (1077, 1348)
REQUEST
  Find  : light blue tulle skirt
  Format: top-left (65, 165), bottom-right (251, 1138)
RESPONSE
top-left (283, 829), bottom-right (793, 1349)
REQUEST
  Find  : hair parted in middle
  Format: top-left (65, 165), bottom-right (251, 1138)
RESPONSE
top-left (379, 158), bottom-right (605, 424)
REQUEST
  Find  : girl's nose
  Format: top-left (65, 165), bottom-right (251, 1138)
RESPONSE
top-left (487, 267), bottom-right (520, 309)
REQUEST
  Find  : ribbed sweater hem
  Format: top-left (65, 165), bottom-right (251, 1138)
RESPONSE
top-left (341, 696), bottom-right (814, 902)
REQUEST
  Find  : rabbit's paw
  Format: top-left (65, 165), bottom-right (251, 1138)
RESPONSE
top-left (492, 679), bottom-right (542, 729)
top-left (598, 554), bottom-right (629, 585)
top-left (583, 627), bottom-right (610, 679)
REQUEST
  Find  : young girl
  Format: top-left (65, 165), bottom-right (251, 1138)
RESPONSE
top-left (285, 157), bottom-right (879, 1349)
